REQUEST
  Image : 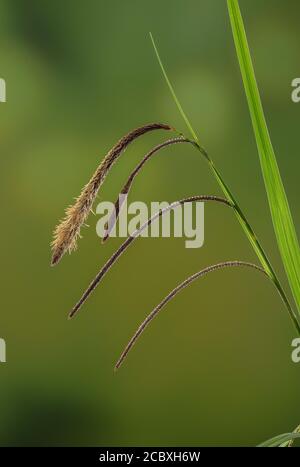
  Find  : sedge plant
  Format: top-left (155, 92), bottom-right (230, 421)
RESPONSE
top-left (51, 0), bottom-right (300, 447)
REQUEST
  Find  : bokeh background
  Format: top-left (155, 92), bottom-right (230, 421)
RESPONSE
top-left (0, 0), bottom-right (300, 446)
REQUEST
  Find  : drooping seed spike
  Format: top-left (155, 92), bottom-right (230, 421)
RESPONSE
top-left (51, 123), bottom-right (173, 266)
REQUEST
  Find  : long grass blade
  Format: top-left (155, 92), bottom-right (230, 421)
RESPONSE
top-left (279, 424), bottom-right (300, 447)
top-left (227, 0), bottom-right (300, 316)
top-left (150, 33), bottom-right (199, 144)
top-left (258, 432), bottom-right (300, 447)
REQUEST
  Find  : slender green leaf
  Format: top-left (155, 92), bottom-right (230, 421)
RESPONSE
top-left (280, 424), bottom-right (300, 447)
top-left (258, 433), bottom-right (300, 447)
top-left (227, 0), bottom-right (300, 316)
top-left (150, 32), bottom-right (199, 144)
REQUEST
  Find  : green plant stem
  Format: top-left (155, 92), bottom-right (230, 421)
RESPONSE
top-left (150, 32), bottom-right (300, 335)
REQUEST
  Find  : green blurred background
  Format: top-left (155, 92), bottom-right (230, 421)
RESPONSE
top-left (0, 0), bottom-right (299, 446)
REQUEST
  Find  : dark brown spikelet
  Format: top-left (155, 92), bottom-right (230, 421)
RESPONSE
top-left (102, 136), bottom-right (192, 242)
top-left (68, 196), bottom-right (233, 319)
top-left (114, 261), bottom-right (268, 370)
top-left (51, 123), bottom-right (172, 266)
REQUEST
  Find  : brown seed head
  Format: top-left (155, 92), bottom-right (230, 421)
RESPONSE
top-left (51, 123), bottom-right (172, 266)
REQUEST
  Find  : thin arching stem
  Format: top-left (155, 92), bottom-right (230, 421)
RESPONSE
top-left (115, 261), bottom-right (268, 370)
top-left (69, 195), bottom-right (232, 319)
top-left (102, 136), bottom-right (192, 242)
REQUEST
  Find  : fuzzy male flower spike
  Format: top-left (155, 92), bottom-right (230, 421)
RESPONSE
top-left (51, 123), bottom-right (172, 266)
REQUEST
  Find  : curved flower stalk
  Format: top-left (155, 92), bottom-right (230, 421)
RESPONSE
top-left (102, 136), bottom-right (192, 242)
top-left (115, 261), bottom-right (268, 370)
top-left (51, 123), bottom-right (172, 266)
top-left (69, 195), bottom-right (232, 319)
